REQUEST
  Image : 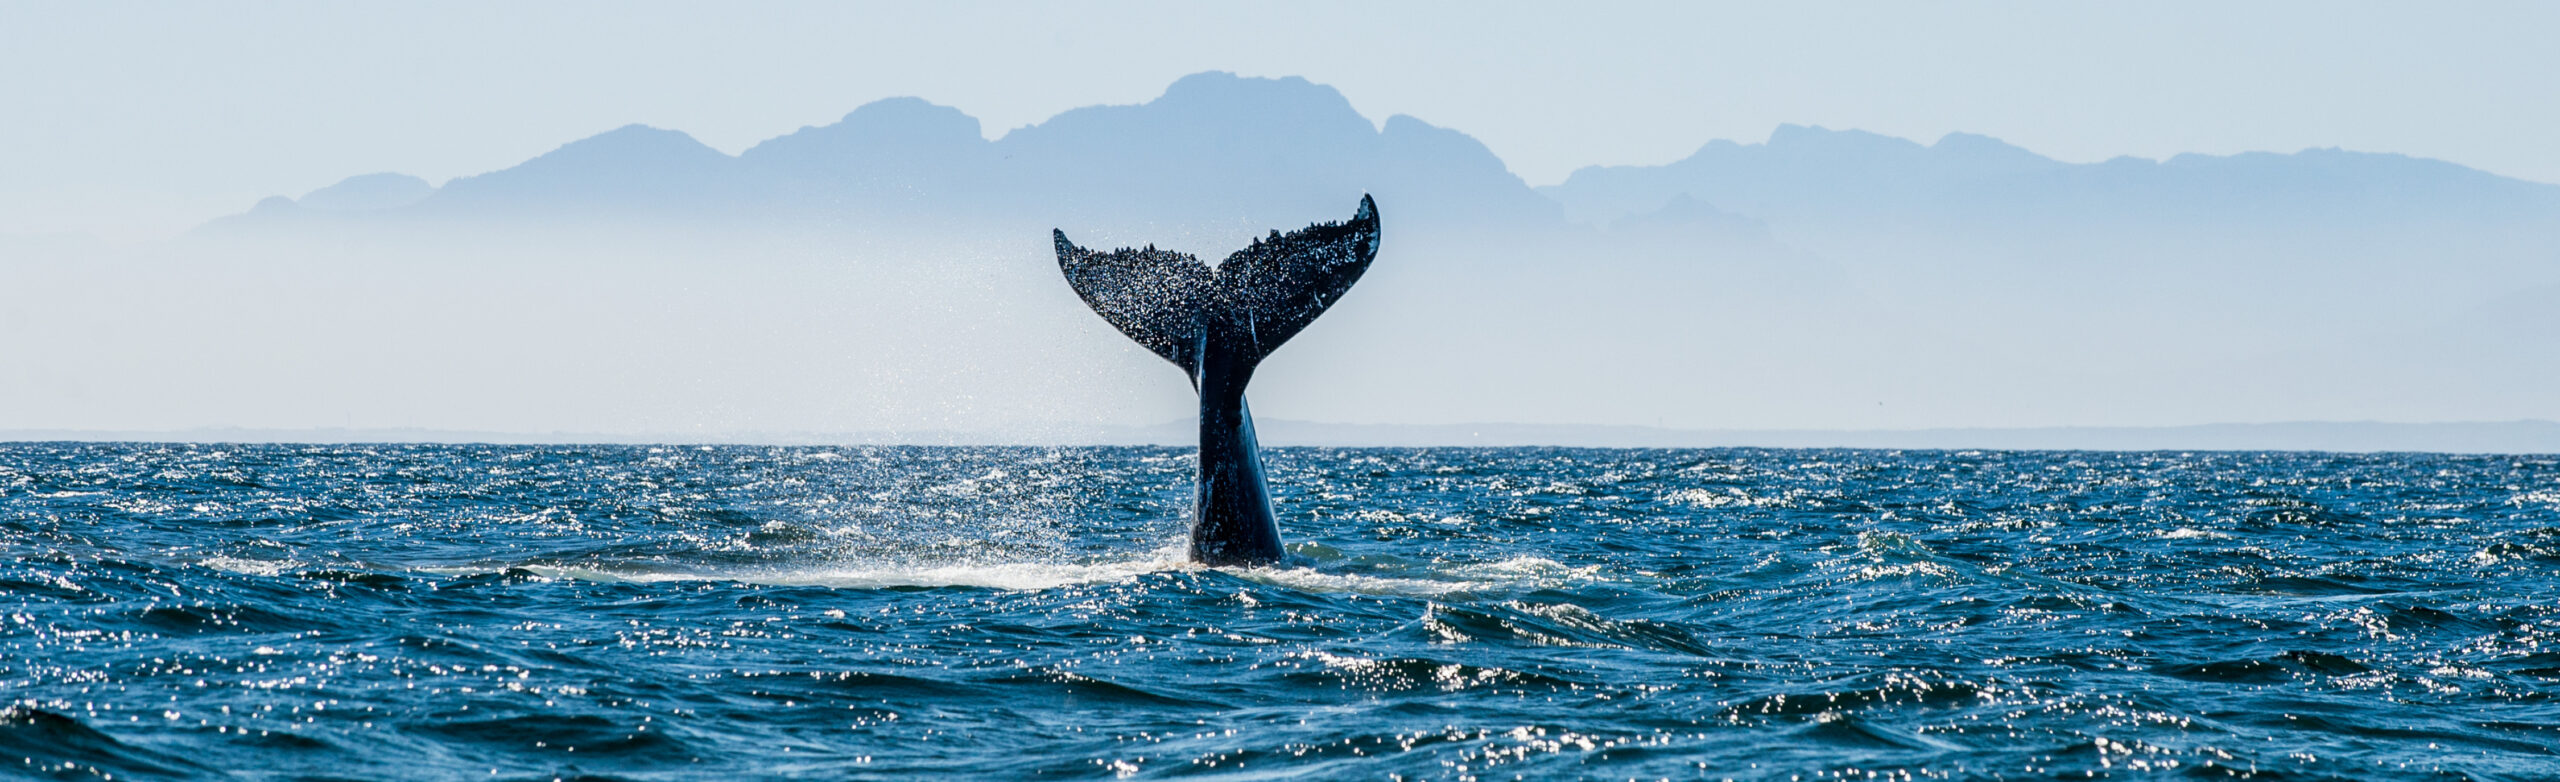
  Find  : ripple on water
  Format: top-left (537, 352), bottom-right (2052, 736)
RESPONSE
top-left (2, 444), bottom-right (2556, 778)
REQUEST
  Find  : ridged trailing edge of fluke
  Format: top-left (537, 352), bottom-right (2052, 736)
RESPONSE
top-left (1054, 195), bottom-right (1381, 565)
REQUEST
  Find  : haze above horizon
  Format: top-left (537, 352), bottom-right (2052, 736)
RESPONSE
top-left (5, 3), bottom-right (2556, 442)
top-left (4, 1), bottom-right (2556, 240)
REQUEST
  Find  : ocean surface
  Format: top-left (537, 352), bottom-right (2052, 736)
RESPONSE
top-left (4, 444), bottom-right (2557, 780)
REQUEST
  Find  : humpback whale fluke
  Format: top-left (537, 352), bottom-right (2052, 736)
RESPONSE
top-left (1054, 195), bottom-right (1382, 566)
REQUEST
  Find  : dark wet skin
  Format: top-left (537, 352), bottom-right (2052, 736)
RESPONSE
top-left (1055, 195), bottom-right (1380, 566)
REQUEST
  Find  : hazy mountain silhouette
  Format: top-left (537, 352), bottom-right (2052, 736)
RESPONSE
top-left (204, 72), bottom-right (2560, 259)
top-left (204, 73), bottom-right (2560, 270)
top-left (422, 124), bottom-right (741, 217)
top-left (209, 72), bottom-right (1560, 240)
top-left (982, 72), bottom-right (1558, 233)
top-left (1536, 123), bottom-right (2560, 348)
top-left (1544, 124), bottom-right (2560, 227)
top-left (298, 173), bottom-right (435, 212)
top-left (738, 96), bottom-right (995, 221)
top-left (213, 172), bottom-right (437, 225)
top-left (152, 71), bottom-right (2560, 437)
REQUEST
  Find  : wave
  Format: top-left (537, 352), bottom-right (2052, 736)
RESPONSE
top-left (407, 549), bottom-right (1607, 598)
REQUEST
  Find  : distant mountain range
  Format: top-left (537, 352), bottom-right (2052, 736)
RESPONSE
top-left (210, 69), bottom-right (2560, 335)
top-left (213, 70), bottom-right (2560, 241)
top-left (26, 71), bottom-right (2560, 438)
top-left (1548, 125), bottom-right (2560, 227)
top-left (220, 73), bottom-right (1561, 238)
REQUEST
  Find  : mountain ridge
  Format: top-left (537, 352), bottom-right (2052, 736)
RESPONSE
top-left (207, 71), bottom-right (2560, 237)
top-left (164, 71), bottom-right (2560, 434)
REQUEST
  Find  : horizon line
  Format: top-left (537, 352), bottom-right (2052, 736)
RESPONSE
top-left (7, 419), bottom-right (2556, 455)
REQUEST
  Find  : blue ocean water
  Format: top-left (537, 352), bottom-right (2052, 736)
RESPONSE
top-left (3, 444), bottom-right (2557, 780)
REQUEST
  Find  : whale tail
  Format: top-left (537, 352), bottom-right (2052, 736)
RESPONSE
top-left (1053, 195), bottom-right (1381, 566)
top-left (1053, 194), bottom-right (1380, 376)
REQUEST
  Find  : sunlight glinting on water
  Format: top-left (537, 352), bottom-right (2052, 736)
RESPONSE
top-left (4, 444), bottom-right (2557, 778)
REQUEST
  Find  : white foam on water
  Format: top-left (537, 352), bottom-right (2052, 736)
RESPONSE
top-left (465, 553), bottom-right (1603, 596)
top-left (1242, 556), bottom-right (1603, 597)
top-left (654, 557), bottom-right (1189, 591)
top-left (198, 555), bottom-right (298, 577)
top-left (1242, 567), bottom-right (1488, 597)
top-left (512, 545), bottom-right (1197, 591)
top-left (2159, 527), bottom-right (2235, 540)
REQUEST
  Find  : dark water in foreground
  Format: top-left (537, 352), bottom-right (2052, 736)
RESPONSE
top-left (3, 444), bottom-right (2558, 780)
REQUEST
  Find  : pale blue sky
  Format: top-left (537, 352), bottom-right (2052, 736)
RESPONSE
top-left (4, 0), bottom-right (2554, 239)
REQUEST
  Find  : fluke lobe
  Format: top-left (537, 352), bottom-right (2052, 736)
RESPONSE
top-left (1054, 195), bottom-right (1382, 566)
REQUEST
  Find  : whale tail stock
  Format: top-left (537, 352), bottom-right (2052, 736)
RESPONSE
top-left (1053, 195), bottom-right (1381, 565)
